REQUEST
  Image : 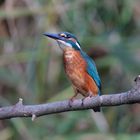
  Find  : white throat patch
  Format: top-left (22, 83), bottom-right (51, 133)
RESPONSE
top-left (57, 40), bottom-right (72, 48)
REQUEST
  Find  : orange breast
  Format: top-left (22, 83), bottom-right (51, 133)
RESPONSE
top-left (84, 73), bottom-right (98, 96)
top-left (63, 48), bottom-right (98, 96)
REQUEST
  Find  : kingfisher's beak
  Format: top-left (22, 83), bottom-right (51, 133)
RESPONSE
top-left (43, 33), bottom-right (60, 40)
top-left (43, 32), bottom-right (73, 49)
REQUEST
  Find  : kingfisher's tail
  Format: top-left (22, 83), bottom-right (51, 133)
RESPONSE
top-left (92, 106), bottom-right (100, 112)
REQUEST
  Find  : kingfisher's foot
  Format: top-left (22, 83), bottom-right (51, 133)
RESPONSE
top-left (81, 96), bottom-right (92, 106)
top-left (68, 99), bottom-right (74, 108)
top-left (81, 98), bottom-right (85, 106)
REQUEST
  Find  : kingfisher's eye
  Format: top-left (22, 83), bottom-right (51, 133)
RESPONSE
top-left (60, 33), bottom-right (67, 38)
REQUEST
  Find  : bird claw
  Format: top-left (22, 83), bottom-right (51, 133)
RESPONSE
top-left (68, 99), bottom-right (74, 108)
top-left (81, 98), bottom-right (85, 106)
top-left (81, 96), bottom-right (92, 106)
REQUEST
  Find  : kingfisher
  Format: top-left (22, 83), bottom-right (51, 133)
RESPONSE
top-left (43, 32), bottom-right (101, 112)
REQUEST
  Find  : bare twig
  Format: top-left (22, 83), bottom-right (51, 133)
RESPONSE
top-left (0, 75), bottom-right (140, 120)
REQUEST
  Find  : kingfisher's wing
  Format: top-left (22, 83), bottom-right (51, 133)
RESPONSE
top-left (80, 50), bottom-right (101, 91)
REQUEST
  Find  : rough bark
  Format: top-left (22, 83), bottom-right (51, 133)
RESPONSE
top-left (0, 75), bottom-right (140, 120)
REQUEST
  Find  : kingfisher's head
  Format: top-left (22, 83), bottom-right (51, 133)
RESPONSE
top-left (43, 32), bottom-right (81, 51)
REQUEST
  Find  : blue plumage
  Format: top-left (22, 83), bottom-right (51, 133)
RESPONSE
top-left (80, 50), bottom-right (101, 94)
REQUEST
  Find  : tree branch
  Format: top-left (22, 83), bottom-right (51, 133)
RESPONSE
top-left (0, 75), bottom-right (140, 120)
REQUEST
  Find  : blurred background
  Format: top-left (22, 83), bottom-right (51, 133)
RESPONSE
top-left (0, 0), bottom-right (140, 140)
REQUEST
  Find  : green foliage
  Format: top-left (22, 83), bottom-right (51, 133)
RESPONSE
top-left (0, 0), bottom-right (139, 139)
